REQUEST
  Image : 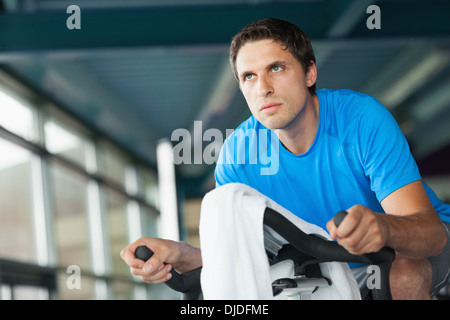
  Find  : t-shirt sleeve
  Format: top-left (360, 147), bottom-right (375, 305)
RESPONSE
top-left (355, 96), bottom-right (422, 202)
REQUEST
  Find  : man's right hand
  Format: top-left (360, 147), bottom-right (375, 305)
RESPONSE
top-left (120, 237), bottom-right (202, 284)
top-left (120, 237), bottom-right (180, 283)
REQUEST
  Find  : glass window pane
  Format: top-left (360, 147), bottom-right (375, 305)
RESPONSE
top-left (0, 138), bottom-right (36, 263)
top-left (12, 285), bottom-right (49, 300)
top-left (45, 116), bottom-right (90, 170)
top-left (110, 279), bottom-right (136, 300)
top-left (140, 206), bottom-right (159, 238)
top-left (98, 142), bottom-right (128, 189)
top-left (0, 86), bottom-right (35, 141)
top-left (0, 284), bottom-right (12, 300)
top-left (103, 187), bottom-right (129, 276)
top-left (50, 162), bottom-right (91, 271)
top-left (139, 167), bottom-right (159, 209)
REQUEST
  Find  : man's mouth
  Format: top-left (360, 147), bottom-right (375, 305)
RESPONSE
top-left (259, 102), bottom-right (282, 113)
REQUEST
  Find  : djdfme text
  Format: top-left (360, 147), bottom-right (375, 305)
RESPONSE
top-left (224, 304), bottom-right (269, 317)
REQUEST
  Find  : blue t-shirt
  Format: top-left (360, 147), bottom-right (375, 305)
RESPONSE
top-left (215, 89), bottom-right (450, 230)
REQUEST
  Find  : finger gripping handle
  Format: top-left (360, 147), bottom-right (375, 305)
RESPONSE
top-left (334, 210), bottom-right (348, 227)
top-left (134, 245), bottom-right (188, 293)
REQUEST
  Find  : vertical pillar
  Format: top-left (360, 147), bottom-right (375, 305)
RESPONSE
top-left (156, 139), bottom-right (180, 241)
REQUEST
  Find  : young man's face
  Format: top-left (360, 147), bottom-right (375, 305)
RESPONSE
top-left (235, 39), bottom-right (316, 131)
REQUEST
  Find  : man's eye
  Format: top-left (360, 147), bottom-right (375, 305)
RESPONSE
top-left (244, 74), bottom-right (254, 81)
top-left (272, 65), bottom-right (283, 72)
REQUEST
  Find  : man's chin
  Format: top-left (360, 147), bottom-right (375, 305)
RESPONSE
top-left (258, 118), bottom-right (287, 131)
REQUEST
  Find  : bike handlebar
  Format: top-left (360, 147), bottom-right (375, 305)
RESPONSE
top-left (135, 208), bottom-right (395, 300)
top-left (134, 245), bottom-right (202, 299)
top-left (264, 208), bottom-right (394, 299)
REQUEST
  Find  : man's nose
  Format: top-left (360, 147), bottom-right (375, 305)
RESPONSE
top-left (257, 76), bottom-right (274, 97)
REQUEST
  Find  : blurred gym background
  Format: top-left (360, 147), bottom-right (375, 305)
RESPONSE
top-left (0, 0), bottom-right (449, 299)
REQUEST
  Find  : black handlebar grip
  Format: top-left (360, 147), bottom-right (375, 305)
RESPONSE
top-left (334, 210), bottom-right (348, 227)
top-left (135, 245), bottom-right (154, 261)
top-left (134, 245), bottom-right (188, 293)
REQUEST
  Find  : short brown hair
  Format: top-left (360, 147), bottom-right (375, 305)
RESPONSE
top-left (229, 18), bottom-right (316, 95)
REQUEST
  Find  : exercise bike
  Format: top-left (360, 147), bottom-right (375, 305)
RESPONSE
top-left (135, 209), bottom-right (395, 300)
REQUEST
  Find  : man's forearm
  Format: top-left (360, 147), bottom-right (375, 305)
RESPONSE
top-left (174, 242), bottom-right (202, 273)
top-left (383, 209), bottom-right (447, 259)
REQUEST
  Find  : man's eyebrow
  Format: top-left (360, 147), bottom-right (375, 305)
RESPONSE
top-left (268, 60), bottom-right (289, 68)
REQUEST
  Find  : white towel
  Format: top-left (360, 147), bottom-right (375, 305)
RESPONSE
top-left (199, 183), bottom-right (361, 300)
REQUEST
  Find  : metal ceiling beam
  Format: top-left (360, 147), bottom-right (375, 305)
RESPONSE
top-left (1, 1), bottom-right (448, 52)
top-left (0, 2), bottom-right (332, 53)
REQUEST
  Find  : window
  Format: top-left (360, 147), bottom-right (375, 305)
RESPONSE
top-left (109, 279), bottom-right (136, 300)
top-left (140, 205), bottom-right (159, 239)
top-left (99, 142), bottom-right (129, 189)
top-left (139, 166), bottom-right (159, 209)
top-left (0, 87), bottom-right (36, 142)
top-left (45, 107), bottom-right (92, 171)
top-left (0, 138), bottom-right (36, 263)
top-left (12, 286), bottom-right (48, 300)
top-left (0, 259), bottom-right (57, 300)
top-left (103, 187), bottom-right (129, 276)
top-left (0, 76), bottom-right (165, 300)
top-left (50, 161), bottom-right (91, 270)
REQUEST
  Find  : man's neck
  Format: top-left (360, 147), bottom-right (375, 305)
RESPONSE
top-left (276, 94), bottom-right (319, 155)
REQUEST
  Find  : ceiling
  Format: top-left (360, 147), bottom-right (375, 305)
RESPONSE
top-left (1, 0), bottom-right (450, 197)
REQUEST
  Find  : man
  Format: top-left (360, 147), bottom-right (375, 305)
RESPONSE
top-left (121, 18), bottom-right (450, 299)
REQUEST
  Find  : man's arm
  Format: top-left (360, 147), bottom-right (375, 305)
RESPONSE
top-left (327, 181), bottom-right (447, 259)
top-left (120, 237), bottom-right (202, 283)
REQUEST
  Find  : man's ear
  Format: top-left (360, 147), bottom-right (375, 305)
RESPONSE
top-left (306, 61), bottom-right (317, 88)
